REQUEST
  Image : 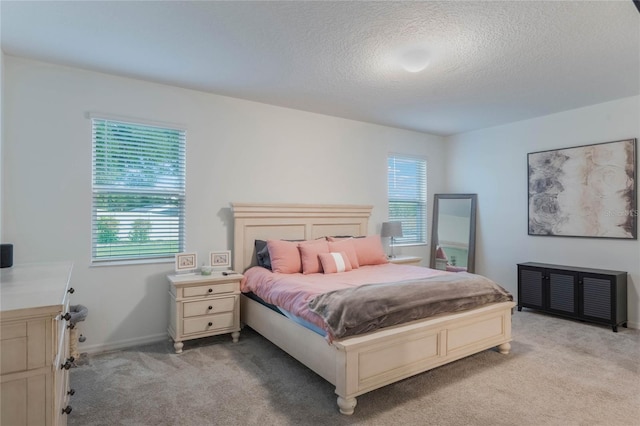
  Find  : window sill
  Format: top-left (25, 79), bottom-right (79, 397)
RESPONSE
top-left (90, 257), bottom-right (174, 267)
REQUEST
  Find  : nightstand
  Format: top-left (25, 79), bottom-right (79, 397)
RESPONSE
top-left (167, 271), bottom-right (242, 354)
top-left (388, 255), bottom-right (422, 266)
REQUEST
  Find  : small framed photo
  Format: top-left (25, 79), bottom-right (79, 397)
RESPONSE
top-left (210, 250), bottom-right (231, 268)
top-left (175, 252), bottom-right (197, 272)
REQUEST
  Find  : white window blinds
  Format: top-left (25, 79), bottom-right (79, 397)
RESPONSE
top-left (91, 118), bottom-right (186, 262)
top-left (387, 154), bottom-right (427, 244)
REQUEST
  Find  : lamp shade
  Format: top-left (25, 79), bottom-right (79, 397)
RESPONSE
top-left (381, 221), bottom-right (403, 239)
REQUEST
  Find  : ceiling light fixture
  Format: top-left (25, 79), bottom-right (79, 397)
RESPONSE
top-left (399, 49), bottom-right (430, 73)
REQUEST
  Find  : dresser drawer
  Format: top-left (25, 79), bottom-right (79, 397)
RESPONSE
top-left (183, 282), bottom-right (238, 298)
top-left (183, 296), bottom-right (236, 318)
top-left (183, 312), bottom-right (235, 335)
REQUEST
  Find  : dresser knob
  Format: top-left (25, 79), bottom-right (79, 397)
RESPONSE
top-left (208, 322), bottom-right (213, 327)
top-left (208, 288), bottom-right (213, 293)
top-left (61, 361), bottom-right (72, 370)
top-left (68, 356), bottom-right (75, 363)
top-left (68, 388), bottom-right (76, 396)
top-left (67, 323), bottom-right (75, 330)
top-left (61, 313), bottom-right (72, 321)
top-left (68, 287), bottom-right (75, 294)
top-left (62, 406), bottom-right (72, 415)
top-left (208, 306), bottom-right (213, 310)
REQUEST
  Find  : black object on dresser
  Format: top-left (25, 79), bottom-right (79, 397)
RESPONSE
top-left (517, 262), bottom-right (627, 332)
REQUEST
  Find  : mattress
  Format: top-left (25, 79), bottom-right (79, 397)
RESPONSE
top-left (242, 263), bottom-right (513, 340)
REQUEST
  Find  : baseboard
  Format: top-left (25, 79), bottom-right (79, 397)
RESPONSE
top-left (77, 332), bottom-right (168, 355)
top-left (625, 320), bottom-right (639, 330)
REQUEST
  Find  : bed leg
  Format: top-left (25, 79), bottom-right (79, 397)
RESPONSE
top-left (231, 331), bottom-right (240, 343)
top-left (337, 396), bottom-right (357, 415)
top-left (497, 342), bottom-right (511, 354)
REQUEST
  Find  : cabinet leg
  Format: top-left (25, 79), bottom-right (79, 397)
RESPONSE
top-left (337, 396), bottom-right (357, 415)
top-left (231, 331), bottom-right (240, 343)
top-left (517, 306), bottom-right (522, 312)
top-left (173, 341), bottom-right (184, 354)
top-left (612, 325), bottom-right (618, 333)
top-left (623, 322), bottom-right (628, 328)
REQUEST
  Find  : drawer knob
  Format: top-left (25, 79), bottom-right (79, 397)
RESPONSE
top-left (208, 305), bottom-right (213, 310)
top-left (208, 322), bottom-right (213, 327)
top-left (61, 359), bottom-right (74, 370)
top-left (68, 323), bottom-right (75, 330)
top-left (68, 287), bottom-right (75, 294)
top-left (208, 288), bottom-right (213, 293)
top-left (62, 313), bottom-right (72, 321)
top-left (62, 406), bottom-right (72, 415)
top-left (68, 388), bottom-right (76, 396)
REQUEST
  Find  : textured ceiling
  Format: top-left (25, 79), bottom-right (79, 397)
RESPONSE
top-left (1, 1), bottom-right (639, 136)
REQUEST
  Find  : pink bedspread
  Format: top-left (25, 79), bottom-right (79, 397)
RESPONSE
top-left (241, 264), bottom-right (450, 333)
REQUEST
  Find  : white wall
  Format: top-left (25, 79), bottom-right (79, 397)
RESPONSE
top-left (447, 96), bottom-right (640, 328)
top-left (1, 56), bottom-right (446, 352)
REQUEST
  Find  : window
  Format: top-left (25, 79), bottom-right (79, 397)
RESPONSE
top-left (91, 117), bottom-right (186, 263)
top-left (387, 154), bottom-right (427, 245)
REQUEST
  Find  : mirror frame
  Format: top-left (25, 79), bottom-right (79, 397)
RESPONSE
top-left (429, 193), bottom-right (477, 273)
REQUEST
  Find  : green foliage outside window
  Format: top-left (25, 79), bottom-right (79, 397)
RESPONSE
top-left (129, 219), bottom-right (151, 243)
top-left (96, 216), bottom-right (119, 243)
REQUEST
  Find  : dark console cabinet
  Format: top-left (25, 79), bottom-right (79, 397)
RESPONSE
top-left (517, 262), bottom-right (627, 332)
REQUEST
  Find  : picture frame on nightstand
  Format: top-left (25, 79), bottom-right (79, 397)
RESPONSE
top-left (175, 252), bottom-right (197, 272)
top-left (210, 250), bottom-right (231, 268)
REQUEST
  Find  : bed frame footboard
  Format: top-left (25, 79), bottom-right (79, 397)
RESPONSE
top-left (241, 295), bottom-right (514, 415)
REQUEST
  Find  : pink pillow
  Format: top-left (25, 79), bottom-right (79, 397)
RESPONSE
top-left (267, 240), bottom-right (302, 273)
top-left (327, 239), bottom-right (359, 269)
top-left (319, 252), bottom-right (352, 274)
top-left (298, 240), bottom-right (330, 274)
top-left (351, 235), bottom-right (388, 266)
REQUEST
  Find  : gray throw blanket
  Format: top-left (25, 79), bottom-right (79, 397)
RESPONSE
top-left (308, 272), bottom-right (513, 339)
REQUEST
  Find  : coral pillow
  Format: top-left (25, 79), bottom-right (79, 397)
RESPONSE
top-left (267, 240), bottom-right (302, 273)
top-left (351, 235), bottom-right (388, 266)
top-left (298, 240), bottom-right (330, 274)
top-left (327, 238), bottom-right (359, 269)
top-left (319, 252), bottom-right (352, 274)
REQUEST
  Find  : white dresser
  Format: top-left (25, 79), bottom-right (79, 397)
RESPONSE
top-left (0, 262), bottom-right (75, 426)
top-left (168, 272), bottom-right (242, 353)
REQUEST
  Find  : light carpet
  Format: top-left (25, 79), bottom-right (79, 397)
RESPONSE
top-left (68, 310), bottom-right (640, 426)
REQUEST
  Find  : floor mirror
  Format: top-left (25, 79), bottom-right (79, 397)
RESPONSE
top-left (429, 194), bottom-right (477, 273)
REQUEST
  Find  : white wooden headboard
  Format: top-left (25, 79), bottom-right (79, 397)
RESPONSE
top-left (231, 203), bottom-right (372, 272)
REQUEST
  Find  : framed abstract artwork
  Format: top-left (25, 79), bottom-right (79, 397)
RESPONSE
top-left (528, 139), bottom-right (637, 239)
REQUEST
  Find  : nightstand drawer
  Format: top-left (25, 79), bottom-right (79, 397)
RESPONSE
top-left (183, 312), bottom-right (235, 335)
top-left (183, 282), bottom-right (238, 298)
top-left (183, 296), bottom-right (236, 318)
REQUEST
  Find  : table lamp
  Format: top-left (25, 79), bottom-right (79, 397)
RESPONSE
top-left (381, 221), bottom-right (403, 258)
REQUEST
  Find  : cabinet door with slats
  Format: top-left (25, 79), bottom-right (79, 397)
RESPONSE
top-left (518, 266), bottom-right (544, 309)
top-left (582, 275), bottom-right (612, 321)
top-left (547, 270), bottom-right (578, 315)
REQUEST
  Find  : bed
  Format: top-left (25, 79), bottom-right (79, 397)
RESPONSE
top-left (232, 203), bottom-right (515, 415)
